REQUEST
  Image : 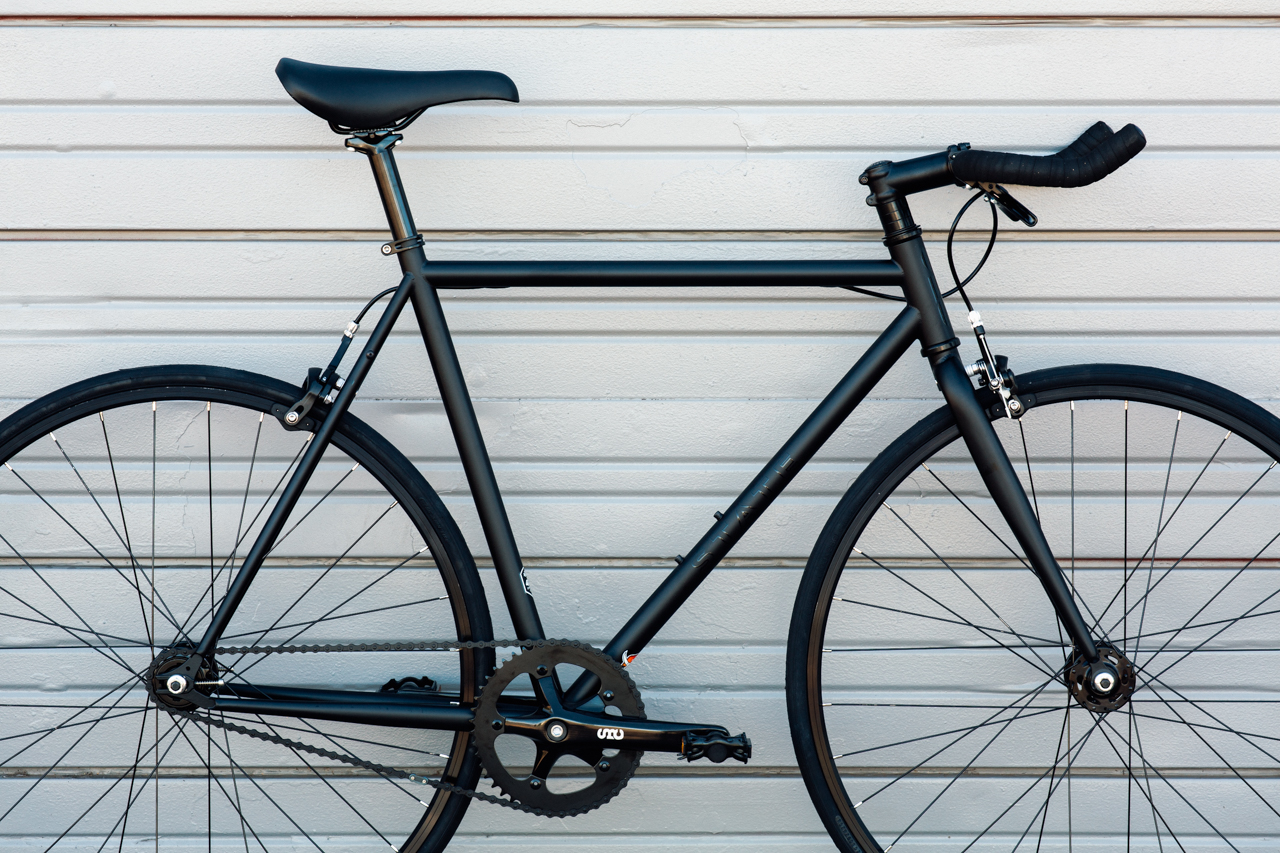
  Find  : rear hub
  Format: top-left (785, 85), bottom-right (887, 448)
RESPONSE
top-left (146, 644), bottom-right (218, 711)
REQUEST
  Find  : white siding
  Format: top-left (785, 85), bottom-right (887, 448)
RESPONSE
top-left (2, 7), bottom-right (1279, 850)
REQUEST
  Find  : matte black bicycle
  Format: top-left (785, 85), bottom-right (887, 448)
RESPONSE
top-left (2, 57), bottom-right (1276, 851)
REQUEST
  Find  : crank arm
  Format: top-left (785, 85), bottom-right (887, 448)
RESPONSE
top-left (499, 708), bottom-right (751, 762)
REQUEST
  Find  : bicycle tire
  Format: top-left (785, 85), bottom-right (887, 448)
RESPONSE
top-left (0, 364), bottom-right (493, 851)
top-left (788, 363), bottom-right (1280, 851)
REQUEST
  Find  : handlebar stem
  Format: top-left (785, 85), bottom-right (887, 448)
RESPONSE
top-left (860, 147), bottom-right (960, 207)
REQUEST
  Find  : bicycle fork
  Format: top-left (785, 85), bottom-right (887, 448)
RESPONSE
top-left (866, 160), bottom-right (1113, 684)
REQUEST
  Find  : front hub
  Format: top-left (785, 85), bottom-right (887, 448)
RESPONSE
top-left (1065, 641), bottom-right (1135, 713)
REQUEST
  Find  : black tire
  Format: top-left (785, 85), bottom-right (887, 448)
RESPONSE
top-left (0, 365), bottom-right (493, 851)
top-left (788, 364), bottom-right (1280, 852)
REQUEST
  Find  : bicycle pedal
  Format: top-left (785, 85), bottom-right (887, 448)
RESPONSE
top-left (681, 731), bottom-right (752, 764)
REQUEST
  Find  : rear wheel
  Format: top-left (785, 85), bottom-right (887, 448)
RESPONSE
top-left (789, 364), bottom-right (1280, 851)
top-left (0, 365), bottom-right (492, 852)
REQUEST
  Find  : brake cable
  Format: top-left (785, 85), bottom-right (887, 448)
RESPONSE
top-left (840, 188), bottom-right (998, 303)
top-left (945, 188), bottom-right (1000, 310)
top-left (945, 187), bottom-right (1027, 418)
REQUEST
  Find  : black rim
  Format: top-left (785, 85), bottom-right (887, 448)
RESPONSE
top-left (0, 367), bottom-right (487, 852)
top-left (799, 365), bottom-right (1280, 852)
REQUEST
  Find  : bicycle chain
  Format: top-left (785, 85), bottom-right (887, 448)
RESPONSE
top-left (167, 638), bottom-right (630, 818)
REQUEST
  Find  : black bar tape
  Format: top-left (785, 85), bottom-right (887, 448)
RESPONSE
top-left (951, 122), bottom-right (1146, 188)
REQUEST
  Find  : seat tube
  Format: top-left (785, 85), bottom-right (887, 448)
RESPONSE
top-left (868, 179), bottom-right (1101, 663)
top-left (350, 133), bottom-right (547, 641)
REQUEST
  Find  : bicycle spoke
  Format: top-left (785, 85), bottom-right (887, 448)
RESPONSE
top-left (834, 704), bottom-right (1061, 760)
top-left (262, 461), bottom-right (362, 561)
top-left (221, 717), bottom-right (254, 853)
top-left (1144, 582), bottom-right (1280, 686)
top-left (49, 427), bottom-right (185, 644)
top-left (1, 679), bottom-right (142, 826)
top-left (1138, 681), bottom-right (1280, 821)
top-left (1032, 694), bottom-right (1070, 853)
top-left (1102, 460), bottom-right (1277, 643)
top-left (1017, 418), bottom-right (1041, 521)
top-left (851, 534), bottom-right (1058, 678)
top-left (173, 434), bottom-right (313, 641)
top-left (110, 710), bottom-right (148, 853)
top-left (1131, 706), bottom-right (1167, 853)
top-left (918, 462), bottom-right (1029, 569)
top-left (1090, 429), bottom-right (1234, 635)
top-left (1129, 427), bottom-right (1232, 569)
top-left (219, 594), bottom-right (450, 642)
top-left (228, 413), bottom-right (265, 585)
top-left (1139, 669), bottom-right (1280, 761)
top-left (100, 412), bottom-right (151, 648)
top-left (253, 715), bottom-right (395, 849)
top-left (91, 719), bottom-right (191, 853)
top-left (1096, 715), bottom-right (1229, 853)
top-left (225, 498), bottom-right (399, 670)
top-left (1126, 705), bottom-right (1280, 750)
top-left (0, 599), bottom-right (140, 677)
top-left (843, 673), bottom-right (1061, 811)
top-left (0, 706), bottom-right (147, 753)
top-left (169, 721), bottom-right (279, 853)
top-left (915, 457), bottom-right (1111, 658)
top-left (38, 713), bottom-right (187, 853)
top-left (0, 673), bottom-right (140, 759)
top-left (0, 598), bottom-right (147, 655)
top-left (956, 710), bottom-right (1110, 853)
top-left (233, 545), bottom-right (437, 679)
top-left (3, 461), bottom-right (188, 638)
top-left (179, 722), bottom-right (327, 853)
top-left (884, 682), bottom-right (1064, 851)
top-left (49, 431), bottom-right (135, 563)
top-left (832, 592), bottom-right (1058, 645)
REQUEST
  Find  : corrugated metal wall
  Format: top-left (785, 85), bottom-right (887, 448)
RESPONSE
top-left (2, 5), bottom-right (1279, 849)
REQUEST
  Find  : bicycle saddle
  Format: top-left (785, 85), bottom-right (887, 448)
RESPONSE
top-left (276, 57), bottom-right (519, 134)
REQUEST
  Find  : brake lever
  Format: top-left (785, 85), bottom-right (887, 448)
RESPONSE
top-left (971, 181), bottom-right (1038, 227)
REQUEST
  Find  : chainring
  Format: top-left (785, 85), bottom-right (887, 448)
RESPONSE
top-left (473, 641), bottom-right (644, 815)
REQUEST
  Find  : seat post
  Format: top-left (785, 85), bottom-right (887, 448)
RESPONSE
top-left (346, 134), bottom-right (420, 248)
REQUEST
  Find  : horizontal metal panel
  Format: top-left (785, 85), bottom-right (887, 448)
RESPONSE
top-left (4, 337), bottom-right (1280, 398)
top-left (3, 26), bottom-right (1280, 105)
top-left (8, 3), bottom-right (1280, 18)
top-left (4, 106), bottom-right (1279, 153)
top-left (3, 239), bottom-right (1279, 301)
top-left (0, 151), bottom-right (1273, 230)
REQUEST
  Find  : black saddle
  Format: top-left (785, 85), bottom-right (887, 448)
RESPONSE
top-left (276, 57), bottom-right (518, 134)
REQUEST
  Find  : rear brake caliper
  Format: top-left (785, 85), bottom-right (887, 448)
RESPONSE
top-left (280, 320), bottom-right (360, 428)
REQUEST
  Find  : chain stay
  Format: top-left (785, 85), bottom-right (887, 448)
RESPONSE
top-left (180, 637), bottom-right (618, 818)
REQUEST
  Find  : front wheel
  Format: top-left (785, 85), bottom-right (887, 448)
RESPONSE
top-left (0, 365), bottom-right (492, 852)
top-left (789, 364), bottom-right (1280, 852)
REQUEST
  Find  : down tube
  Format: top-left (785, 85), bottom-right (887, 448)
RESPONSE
top-left (566, 305), bottom-right (921, 703)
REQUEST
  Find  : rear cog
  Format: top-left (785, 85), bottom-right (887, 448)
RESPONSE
top-left (474, 641), bottom-right (643, 816)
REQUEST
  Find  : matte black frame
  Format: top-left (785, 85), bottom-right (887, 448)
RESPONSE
top-left (183, 133), bottom-right (1101, 728)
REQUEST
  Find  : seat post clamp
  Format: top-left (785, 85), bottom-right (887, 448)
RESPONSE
top-left (381, 234), bottom-right (425, 256)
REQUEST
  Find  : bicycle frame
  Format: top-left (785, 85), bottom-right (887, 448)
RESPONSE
top-left (179, 132), bottom-right (1102, 729)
